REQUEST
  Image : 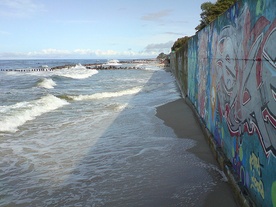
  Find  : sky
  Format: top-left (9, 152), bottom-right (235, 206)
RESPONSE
top-left (0, 0), bottom-right (216, 59)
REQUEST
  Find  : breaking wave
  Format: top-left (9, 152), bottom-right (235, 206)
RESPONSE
top-left (0, 94), bottom-right (69, 133)
top-left (37, 78), bottom-right (57, 89)
top-left (53, 64), bottom-right (98, 79)
top-left (66, 87), bottom-right (143, 101)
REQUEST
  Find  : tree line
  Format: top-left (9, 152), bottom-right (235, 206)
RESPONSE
top-left (171, 0), bottom-right (237, 52)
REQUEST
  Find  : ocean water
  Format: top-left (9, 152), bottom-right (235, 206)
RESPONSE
top-left (0, 60), bottom-right (222, 206)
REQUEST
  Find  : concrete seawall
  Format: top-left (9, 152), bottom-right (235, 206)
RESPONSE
top-left (170, 0), bottom-right (276, 206)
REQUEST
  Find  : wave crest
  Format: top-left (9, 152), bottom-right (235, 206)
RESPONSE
top-left (66, 87), bottom-right (143, 101)
top-left (54, 64), bottom-right (98, 79)
top-left (37, 78), bottom-right (57, 89)
top-left (0, 95), bottom-right (69, 133)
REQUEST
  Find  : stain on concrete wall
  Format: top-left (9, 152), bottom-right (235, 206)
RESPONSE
top-left (170, 43), bottom-right (189, 96)
top-left (171, 1), bottom-right (276, 206)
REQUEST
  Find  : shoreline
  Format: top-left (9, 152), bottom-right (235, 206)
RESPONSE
top-left (155, 98), bottom-right (217, 164)
top-left (155, 98), bottom-right (239, 207)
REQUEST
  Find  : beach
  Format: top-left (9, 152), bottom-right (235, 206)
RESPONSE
top-left (156, 99), bottom-right (239, 206)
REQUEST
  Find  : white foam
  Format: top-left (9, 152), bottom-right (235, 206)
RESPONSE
top-left (72, 63), bottom-right (87, 69)
top-left (54, 64), bottom-right (98, 79)
top-left (195, 162), bottom-right (228, 182)
top-left (142, 65), bottom-right (161, 71)
top-left (37, 78), bottom-right (57, 89)
top-left (0, 94), bottom-right (69, 133)
top-left (68, 87), bottom-right (143, 101)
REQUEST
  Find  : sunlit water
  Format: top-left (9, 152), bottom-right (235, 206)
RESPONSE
top-left (0, 60), bottom-right (223, 206)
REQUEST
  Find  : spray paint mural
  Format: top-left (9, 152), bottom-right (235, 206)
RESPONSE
top-left (214, 3), bottom-right (276, 157)
top-left (172, 0), bottom-right (276, 206)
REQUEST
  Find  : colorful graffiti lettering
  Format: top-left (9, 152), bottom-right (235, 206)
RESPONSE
top-left (251, 176), bottom-right (265, 199)
top-left (249, 152), bottom-right (261, 175)
top-left (214, 4), bottom-right (276, 156)
top-left (249, 152), bottom-right (265, 199)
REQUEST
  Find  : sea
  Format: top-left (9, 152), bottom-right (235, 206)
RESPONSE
top-left (0, 59), bottom-right (220, 206)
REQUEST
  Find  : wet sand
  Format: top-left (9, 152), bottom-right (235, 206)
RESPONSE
top-left (156, 98), bottom-right (240, 207)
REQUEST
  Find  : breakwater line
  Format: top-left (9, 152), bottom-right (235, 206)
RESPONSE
top-left (0, 68), bottom-right (54, 72)
top-left (0, 64), bottom-right (146, 72)
top-left (52, 63), bottom-right (146, 70)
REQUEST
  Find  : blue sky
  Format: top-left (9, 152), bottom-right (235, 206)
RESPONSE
top-left (0, 0), bottom-right (215, 59)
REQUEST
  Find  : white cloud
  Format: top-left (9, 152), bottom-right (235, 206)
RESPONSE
top-left (164, 32), bottom-right (185, 36)
top-left (0, 40), bottom-right (175, 59)
top-left (144, 41), bottom-right (174, 53)
top-left (0, 48), bottom-right (163, 59)
top-left (141, 9), bottom-right (173, 22)
top-left (27, 49), bottom-right (71, 56)
top-left (0, 0), bottom-right (45, 18)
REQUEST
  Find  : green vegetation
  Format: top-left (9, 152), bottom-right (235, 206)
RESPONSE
top-left (171, 36), bottom-right (190, 52)
top-left (195, 0), bottom-right (237, 31)
top-left (157, 52), bottom-right (168, 60)
top-left (156, 52), bottom-right (170, 66)
top-left (171, 0), bottom-right (237, 52)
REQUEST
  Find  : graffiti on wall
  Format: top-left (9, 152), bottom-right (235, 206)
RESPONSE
top-left (213, 4), bottom-right (276, 157)
top-left (180, 1), bottom-right (276, 206)
top-left (188, 36), bottom-right (199, 106)
top-left (197, 31), bottom-right (209, 119)
top-left (249, 152), bottom-right (264, 199)
top-left (206, 2), bottom-right (276, 205)
top-left (171, 1), bottom-right (276, 205)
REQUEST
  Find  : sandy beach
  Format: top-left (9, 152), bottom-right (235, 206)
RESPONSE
top-left (156, 98), bottom-right (240, 207)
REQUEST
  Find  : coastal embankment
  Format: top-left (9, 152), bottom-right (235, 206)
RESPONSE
top-left (169, 0), bottom-right (276, 206)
